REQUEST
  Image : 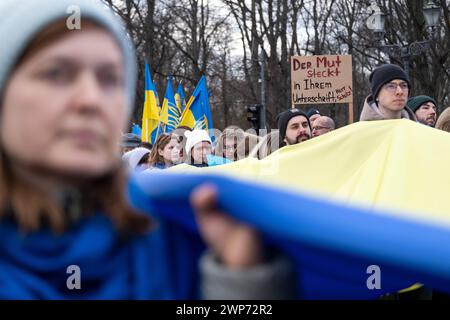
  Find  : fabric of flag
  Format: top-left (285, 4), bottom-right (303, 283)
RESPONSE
top-left (175, 83), bottom-right (187, 115)
top-left (206, 154), bottom-right (232, 166)
top-left (179, 76), bottom-right (214, 140)
top-left (141, 63), bottom-right (161, 144)
top-left (160, 77), bottom-right (181, 133)
top-left (128, 119), bottom-right (450, 299)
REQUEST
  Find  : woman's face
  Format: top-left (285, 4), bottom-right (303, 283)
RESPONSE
top-left (159, 137), bottom-right (178, 165)
top-left (192, 141), bottom-right (212, 165)
top-left (223, 136), bottom-right (237, 160)
top-left (170, 139), bottom-right (183, 164)
top-left (0, 27), bottom-right (127, 178)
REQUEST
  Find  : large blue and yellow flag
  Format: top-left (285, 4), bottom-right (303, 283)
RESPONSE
top-left (179, 76), bottom-right (214, 138)
top-left (160, 77), bottom-right (181, 133)
top-left (129, 119), bottom-right (450, 299)
top-left (141, 63), bottom-right (161, 144)
top-left (175, 83), bottom-right (186, 115)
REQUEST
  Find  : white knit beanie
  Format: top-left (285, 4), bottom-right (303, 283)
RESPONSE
top-left (0, 0), bottom-right (137, 114)
top-left (184, 130), bottom-right (212, 155)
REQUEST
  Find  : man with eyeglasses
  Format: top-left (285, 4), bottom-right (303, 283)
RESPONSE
top-left (312, 116), bottom-right (336, 137)
top-left (359, 64), bottom-right (433, 300)
top-left (360, 64), bottom-right (416, 121)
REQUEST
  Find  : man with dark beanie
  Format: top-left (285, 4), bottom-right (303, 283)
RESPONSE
top-left (406, 95), bottom-right (438, 127)
top-left (360, 64), bottom-right (416, 121)
top-left (306, 107), bottom-right (321, 124)
top-left (360, 65), bottom-right (432, 300)
top-left (277, 108), bottom-right (311, 147)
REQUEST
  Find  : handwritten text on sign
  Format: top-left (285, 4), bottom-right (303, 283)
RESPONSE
top-left (291, 55), bottom-right (353, 105)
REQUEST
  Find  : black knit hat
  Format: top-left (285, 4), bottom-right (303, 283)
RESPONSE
top-left (406, 95), bottom-right (437, 113)
top-left (369, 64), bottom-right (410, 99)
top-left (306, 107), bottom-right (321, 118)
top-left (277, 108), bottom-right (310, 145)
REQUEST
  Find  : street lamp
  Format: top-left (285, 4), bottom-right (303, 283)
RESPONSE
top-left (366, 1), bottom-right (442, 76)
top-left (366, 2), bottom-right (386, 39)
top-left (423, 0), bottom-right (442, 38)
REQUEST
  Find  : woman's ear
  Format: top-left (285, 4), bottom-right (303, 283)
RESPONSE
top-left (158, 148), bottom-right (164, 157)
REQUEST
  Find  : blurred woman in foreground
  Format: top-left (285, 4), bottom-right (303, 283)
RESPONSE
top-left (0, 0), bottom-right (294, 299)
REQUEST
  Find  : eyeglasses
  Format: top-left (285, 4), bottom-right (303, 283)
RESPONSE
top-left (383, 82), bottom-right (409, 92)
top-left (312, 126), bottom-right (331, 131)
top-left (224, 144), bottom-right (237, 151)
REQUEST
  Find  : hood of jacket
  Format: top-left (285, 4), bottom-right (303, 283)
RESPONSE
top-left (360, 95), bottom-right (416, 122)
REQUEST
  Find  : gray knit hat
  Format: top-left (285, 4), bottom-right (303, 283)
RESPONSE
top-left (0, 0), bottom-right (137, 114)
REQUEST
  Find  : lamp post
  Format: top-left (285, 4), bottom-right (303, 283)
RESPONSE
top-left (366, 1), bottom-right (442, 77)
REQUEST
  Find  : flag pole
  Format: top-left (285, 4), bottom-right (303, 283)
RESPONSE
top-left (348, 102), bottom-right (354, 124)
top-left (155, 119), bottom-right (162, 141)
top-left (155, 103), bottom-right (163, 141)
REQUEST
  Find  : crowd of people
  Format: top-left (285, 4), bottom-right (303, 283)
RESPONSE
top-left (122, 104), bottom-right (338, 171)
top-left (122, 63), bottom-right (450, 174)
top-left (1, 0), bottom-right (449, 300)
